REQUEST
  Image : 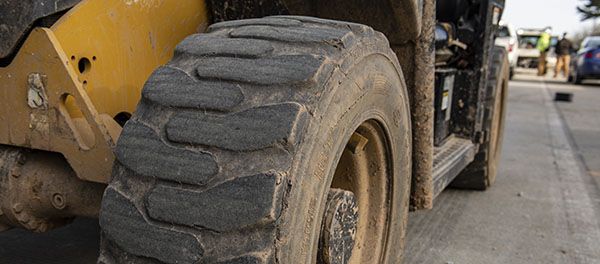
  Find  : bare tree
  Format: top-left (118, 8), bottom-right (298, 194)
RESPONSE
top-left (578, 0), bottom-right (600, 21)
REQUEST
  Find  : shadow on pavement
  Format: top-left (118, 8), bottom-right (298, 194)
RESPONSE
top-left (0, 217), bottom-right (99, 264)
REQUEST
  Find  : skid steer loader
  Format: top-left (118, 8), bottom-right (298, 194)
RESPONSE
top-left (0, 0), bottom-right (508, 263)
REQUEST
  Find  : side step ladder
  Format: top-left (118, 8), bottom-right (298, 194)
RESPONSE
top-left (432, 136), bottom-right (476, 198)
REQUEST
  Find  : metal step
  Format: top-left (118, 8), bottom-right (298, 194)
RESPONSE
top-left (432, 136), bottom-right (476, 198)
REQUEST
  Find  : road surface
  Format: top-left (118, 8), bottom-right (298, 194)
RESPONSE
top-left (405, 72), bottom-right (600, 263)
top-left (1, 72), bottom-right (600, 263)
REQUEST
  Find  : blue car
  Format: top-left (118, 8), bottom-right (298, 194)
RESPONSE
top-left (569, 36), bottom-right (600, 84)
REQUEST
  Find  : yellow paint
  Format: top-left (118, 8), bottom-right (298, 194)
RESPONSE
top-left (51, 0), bottom-right (208, 117)
top-left (0, 0), bottom-right (208, 183)
top-left (0, 29), bottom-right (119, 183)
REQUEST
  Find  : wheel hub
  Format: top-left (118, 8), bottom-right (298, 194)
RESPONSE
top-left (318, 188), bottom-right (359, 264)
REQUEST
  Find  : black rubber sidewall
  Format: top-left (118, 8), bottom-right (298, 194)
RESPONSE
top-left (279, 53), bottom-right (411, 263)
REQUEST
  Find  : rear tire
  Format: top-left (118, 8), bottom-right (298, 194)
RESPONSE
top-left (451, 46), bottom-right (508, 190)
top-left (98, 16), bottom-right (412, 264)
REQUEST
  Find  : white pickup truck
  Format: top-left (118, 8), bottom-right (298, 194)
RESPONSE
top-left (516, 28), bottom-right (558, 71)
top-left (495, 22), bottom-right (518, 78)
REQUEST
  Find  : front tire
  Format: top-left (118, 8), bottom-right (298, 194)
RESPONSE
top-left (99, 16), bottom-right (412, 264)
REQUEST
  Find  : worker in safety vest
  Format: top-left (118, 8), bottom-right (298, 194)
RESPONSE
top-left (537, 28), bottom-right (552, 76)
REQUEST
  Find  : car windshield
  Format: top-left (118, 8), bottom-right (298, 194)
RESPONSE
top-left (497, 26), bottom-right (511, 38)
top-left (584, 38), bottom-right (600, 48)
top-left (518, 35), bottom-right (539, 49)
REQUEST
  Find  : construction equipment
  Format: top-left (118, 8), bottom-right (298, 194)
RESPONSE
top-left (0, 0), bottom-right (508, 263)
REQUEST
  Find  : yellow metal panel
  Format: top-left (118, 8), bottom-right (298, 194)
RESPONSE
top-left (51, 0), bottom-right (208, 117)
top-left (0, 29), bottom-right (118, 183)
top-left (0, 0), bottom-right (208, 183)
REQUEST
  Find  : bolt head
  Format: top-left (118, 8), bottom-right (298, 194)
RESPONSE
top-left (52, 193), bottom-right (67, 210)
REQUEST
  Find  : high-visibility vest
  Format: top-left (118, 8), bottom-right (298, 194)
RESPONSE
top-left (537, 32), bottom-right (551, 52)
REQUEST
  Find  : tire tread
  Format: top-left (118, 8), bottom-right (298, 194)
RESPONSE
top-left (100, 16), bottom-right (386, 264)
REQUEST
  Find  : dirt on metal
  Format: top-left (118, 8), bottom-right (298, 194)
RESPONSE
top-left (408, 0), bottom-right (436, 210)
top-left (0, 147), bottom-right (105, 232)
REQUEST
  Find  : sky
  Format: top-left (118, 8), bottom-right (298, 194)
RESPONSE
top-left (502, 0), bottom-right (594, 36)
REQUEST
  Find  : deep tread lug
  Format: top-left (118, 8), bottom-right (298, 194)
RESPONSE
top-left (143, 66), bottom-right (244, 110)
top-left (208, 17), bottom-right (303, 31)
top-left (116, 121), bottom-right (219, 185)
top-left (175, 34), bottom-right (275, 58)
top-left (100, 188), bottom-right (204, 264)
top-left (269, 15), bottom-right (374, 35)
top-left (195, 55), bottom-right (326, 85)
top-left (229, 25), bottom-right (355, 47)
top-left (165, 103), bottom-right (307, 151)
top-left (146, 173), bottom-right (283, 232)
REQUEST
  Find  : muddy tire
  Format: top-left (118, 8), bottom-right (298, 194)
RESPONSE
top-left (98, 16), bottom-right (412, 264)
top-left (451, 46), bottom-right (508, 190)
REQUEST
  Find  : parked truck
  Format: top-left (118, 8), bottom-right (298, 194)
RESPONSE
top-left (0, 0), bottom-right (508, 263)
top-left (516, 27), bottom-right (558, 71)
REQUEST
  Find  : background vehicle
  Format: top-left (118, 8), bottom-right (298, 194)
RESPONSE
top-left (569, 36), bottom-right (600, 84)
top-left (516, 28), bottom-right (558, 71)
top-left (0, 0), bottom-right (508, 263)
top-left (516, 28), bottom-right (543, 68)
top-left (496, 22), bottom-right (519, 78)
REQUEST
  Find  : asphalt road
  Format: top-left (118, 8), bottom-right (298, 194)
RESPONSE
top-left (405, 71), bottom-right (600, 263)
top-left (1, 71), bottom-right (599, 263)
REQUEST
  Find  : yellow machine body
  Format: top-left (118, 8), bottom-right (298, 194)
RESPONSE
top-left (53, 0), bottom-right (209, 118)
top-left (0, 0), bottom-right (209, 183)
